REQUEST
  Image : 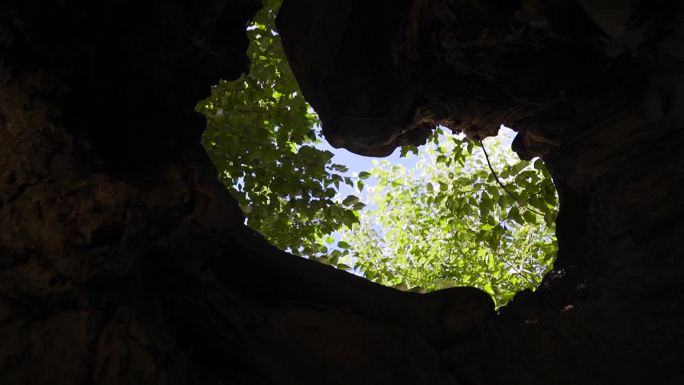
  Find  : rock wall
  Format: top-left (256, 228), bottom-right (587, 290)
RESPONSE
top-left (0, 1), bottom-right (260, 383)
top-left (278, 0), bottom-right (684, 383)
top-left (0, 0), bottom-right (682, 384)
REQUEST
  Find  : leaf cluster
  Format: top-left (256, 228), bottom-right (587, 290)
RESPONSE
top-left (340, 130), bottom-right (558, 306)
top-left (198, 0), bottom-right (559, 307)
top-left (197, 0), bottom-right (360, 256)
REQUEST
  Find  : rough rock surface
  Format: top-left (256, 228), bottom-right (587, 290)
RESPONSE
top-left (279, 0), bottom-right (684, 383)
top-left (0, 0), bottom-right (683, 384)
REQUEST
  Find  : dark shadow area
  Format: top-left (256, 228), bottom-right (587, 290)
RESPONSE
top-left (1, 0), bottom-right (683, 384)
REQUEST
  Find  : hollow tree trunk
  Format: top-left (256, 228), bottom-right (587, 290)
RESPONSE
top-left (1, 1), bottom-right (683, 384)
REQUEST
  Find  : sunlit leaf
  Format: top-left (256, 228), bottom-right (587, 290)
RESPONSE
top-left (358, 171), bottom-right (371, 180)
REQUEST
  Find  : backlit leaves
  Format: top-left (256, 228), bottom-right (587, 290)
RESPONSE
top-left (197, 0), bottom-right (359, 256)
top-left (340, 129), bottom-right (558, 306)
top-left (198, 0), bottom-right (559, 307)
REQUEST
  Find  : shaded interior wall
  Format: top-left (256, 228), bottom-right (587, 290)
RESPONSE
top-left (277, 0), bottom-right (684, 383)
top-left (0, 1), bottom-right (260, 383)
top-left (0, 0), bottom-right (683, 384)
top-left (0, 1), bottom-right (495, 383)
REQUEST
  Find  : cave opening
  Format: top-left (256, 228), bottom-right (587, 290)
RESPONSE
top-left (3, 0), bottom-right (683, 383)
top-left (198, 0), bottom-right (560, 306)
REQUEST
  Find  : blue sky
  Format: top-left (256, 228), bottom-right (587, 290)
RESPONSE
top-left (316, 125), bottom-right (516, 197)
top-left (315, 138), bottom-right (418, 175)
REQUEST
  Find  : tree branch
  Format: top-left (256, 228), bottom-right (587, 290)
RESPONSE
top-left (478, 140), bottom-right (544, 217)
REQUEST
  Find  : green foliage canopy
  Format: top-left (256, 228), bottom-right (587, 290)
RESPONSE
top-left (197, 0), bottom-right (360, 257)
top-left (198, 0), bottom-right (559, 306)
top-left (339, 130), bottom-right (558, 305)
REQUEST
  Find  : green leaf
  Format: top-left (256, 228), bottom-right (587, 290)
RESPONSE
top-left (331, 164), bottom-right (349, 172)
top-left (358, 171), bottom-right (371, 179)
top-left (342, 195), bottom-right (360, 206)
top-left (545, 213), bottom-right (556, 227)
top-left (508, 207), bottom-right (524, 225)
top-left (522, 210), bottom-right (538, 224)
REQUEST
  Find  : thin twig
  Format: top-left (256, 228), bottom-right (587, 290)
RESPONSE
top-left (478, 140), bottom-right (544, 217)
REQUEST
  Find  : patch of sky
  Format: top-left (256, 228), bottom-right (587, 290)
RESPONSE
top-left (318, 125), bottom-right (515, 203)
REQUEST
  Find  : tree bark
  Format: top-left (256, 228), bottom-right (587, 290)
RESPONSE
top-left (1, 1), bottom-right (683, 384)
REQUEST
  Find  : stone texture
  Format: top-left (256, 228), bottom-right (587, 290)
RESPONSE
top-left (278, 0), bottom-right (684, 383)
top-left (0, 0), bottom-right (683, 384)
